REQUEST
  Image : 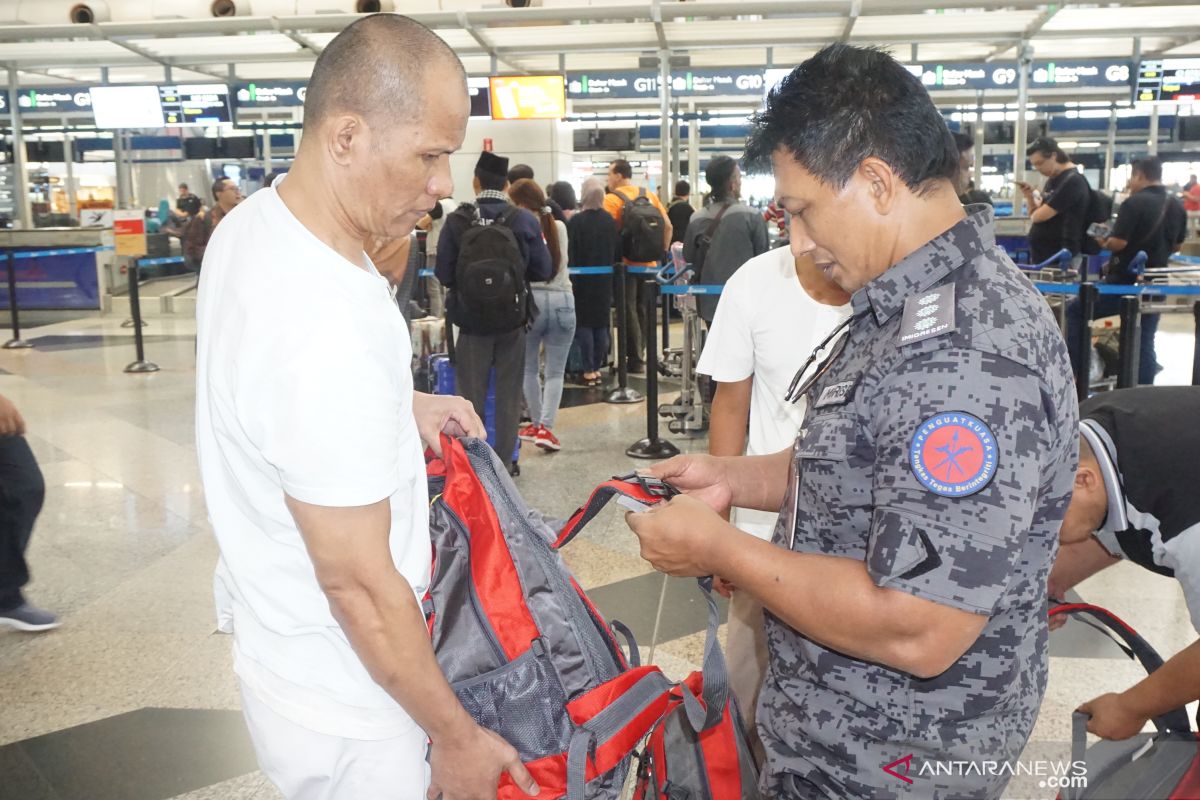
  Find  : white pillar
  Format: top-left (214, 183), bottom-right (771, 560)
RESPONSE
top-left (8, 68), bottom-right (31, 228)
top-left (1104, 110), bottom-right (1117, 191)
top-left (64, 132), bottom-right (77, 218)
top-left (658, 49), bottom-right (672, 204)
top-left (1148, 103), bottom-right (1160, 156)
top-left (1012, 43), bottom-right (1033, 214)
top-left (687, 100), bottom-right (699, 204)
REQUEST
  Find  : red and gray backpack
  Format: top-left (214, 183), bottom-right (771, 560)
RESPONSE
top-left (1051, 603), bottom-right (1200, 800)
top-left (423, 435), bottom-right (753, 798)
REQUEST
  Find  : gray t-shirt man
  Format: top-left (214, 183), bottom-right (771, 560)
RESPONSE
top-left (682, 199), bottom-right (770, 322)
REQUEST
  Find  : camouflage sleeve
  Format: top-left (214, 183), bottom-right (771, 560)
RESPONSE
top-left (865, 347), bottom-right (1049, 615)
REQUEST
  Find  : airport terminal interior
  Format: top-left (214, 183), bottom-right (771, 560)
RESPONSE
top-left (1, 1), bottom-right (1200, 799)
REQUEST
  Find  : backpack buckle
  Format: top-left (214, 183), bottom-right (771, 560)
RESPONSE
top-left (613, 471), bottom-right (679, 500)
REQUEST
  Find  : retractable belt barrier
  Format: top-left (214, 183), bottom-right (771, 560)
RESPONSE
top-left (3, 245), bottom-right (113, 350)
top-left (136, 255), bottom-right (184, 267)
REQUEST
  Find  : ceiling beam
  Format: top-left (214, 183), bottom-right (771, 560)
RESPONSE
top-left (840, 0), bottom-right (862, 42)
top-left (456, 11), bottom-right (526, 75)
top-left (270, 17), bottom-right (323, 56)
top-left (651, 0), bottom-right (669, 51)
top-left (985, 4), bottom-right (1061, 61)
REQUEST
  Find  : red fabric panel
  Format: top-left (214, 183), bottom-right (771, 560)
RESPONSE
top-left (1048, 602), bottom-right (1141, 639)
top-left (697, 712), bottom-right (742, 798)
top-left (567, 667), bottom-right (663, 724)
top-left (1169, 739), bottom-right (1200, 799)
top-left (441, 436), bottom-right (540, 660)
top-left (498, 753), bottom-right (566, 800)
top-left (554, 480), bottom-right (667, 548)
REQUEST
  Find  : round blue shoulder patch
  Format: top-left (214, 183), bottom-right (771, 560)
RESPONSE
top-left (909, 411), bottom-right (998, 497)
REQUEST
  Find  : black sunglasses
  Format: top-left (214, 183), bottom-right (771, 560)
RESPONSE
top-left (784, 316), bottom-right (854, 404)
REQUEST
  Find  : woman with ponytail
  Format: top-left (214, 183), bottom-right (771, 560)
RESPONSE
top-left (508, 178), bottom-right (575, 452)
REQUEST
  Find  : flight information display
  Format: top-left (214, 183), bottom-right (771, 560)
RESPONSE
top-left (89, 85), bottom-right (164, 129)
top-left (159, 84), bottom-right (233, 126)
top-left (1135, 58), bottom-right (1200, 103)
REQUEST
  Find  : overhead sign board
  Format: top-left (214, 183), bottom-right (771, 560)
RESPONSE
top-left (489, 75), bottom-right (566, 120)
top-left (1031, 60), bottom-right (1132, 88)
top-left (234, 81), bottom-right (307, 110)
top-left (567, 68), bottom-right (768, 99)
top-left (17, 88), bottom-right (92, 114)
top-left (1136, 58), bottom-right (1200, 103)
top-left (160, 84), bottom-right (232, 126)
top-left (904, 60), bottom-right (1131, 92)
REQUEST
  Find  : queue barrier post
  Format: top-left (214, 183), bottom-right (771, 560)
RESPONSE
top-left (606, 262), bottom-right (644, 405)
top-left (124, 258), bottom-right (159, 374)
top-left (1193, 301), bottom-right (1200, 387)
top-left (1116, 295), bottom-right (1141, 389)
top-left (626, 278), bottom-right (680, 460)
top-left (2, 250), bottom-right (32, 350)
top-left (1075, 283), bottom-right (1097, 401)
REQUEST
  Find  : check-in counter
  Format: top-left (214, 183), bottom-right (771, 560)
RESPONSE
top-left (0, 227), bottom-right (114, 310)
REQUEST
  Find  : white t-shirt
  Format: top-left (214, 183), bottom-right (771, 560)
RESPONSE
top-left (195, 178), bottom-right (430, 740)
top-left (697, 246), bottom-right (851, 539)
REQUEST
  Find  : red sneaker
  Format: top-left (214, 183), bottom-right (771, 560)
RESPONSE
top-left (518, 424), bottom-right (539, 442)
top-left (534, 426), bottom-right (561, 452)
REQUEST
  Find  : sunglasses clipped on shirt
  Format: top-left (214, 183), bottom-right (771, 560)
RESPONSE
top-left (784, 315), bottom-right (854, 404)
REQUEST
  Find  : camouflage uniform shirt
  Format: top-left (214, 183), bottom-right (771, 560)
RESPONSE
top-left (760, 207), bottom-right (1078, 799)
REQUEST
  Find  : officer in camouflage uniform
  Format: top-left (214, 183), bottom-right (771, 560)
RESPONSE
top-left (626, 44), bottom-right (1077, 799)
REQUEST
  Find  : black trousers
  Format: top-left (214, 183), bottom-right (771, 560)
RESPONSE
top-left (0, 436), bottom-right (45, 611)
top-left (455, 328), bottom-right (526, 469)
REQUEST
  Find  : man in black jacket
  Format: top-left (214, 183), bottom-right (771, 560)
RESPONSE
top-left (436, 152), bottom-right (552, 474)
top-left (1050, 387), bottom-right (1200, 739)
top-left (1065, 156), bottom-right (1187, 384)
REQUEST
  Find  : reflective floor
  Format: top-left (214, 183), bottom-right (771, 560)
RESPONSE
top-left (0, 310), bottom-right (1196, 800)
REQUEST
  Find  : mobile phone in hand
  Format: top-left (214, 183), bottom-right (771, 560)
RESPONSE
top-left (1087, 222), bottom-right (1110, 239)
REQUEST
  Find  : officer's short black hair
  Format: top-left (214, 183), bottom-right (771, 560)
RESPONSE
top-left (706, 156), bottom-right (738, 201)
top-left (507, 164), bottom-right (534, 184)
top-left (1026, 137), bottom-right (1070, 165)
top-left (744, 44), bottom-right (958, 195)
top-left (674, 179), bottom-right (690, 197)
top-left (610, 159), bottom-right (632, 180)
top-left (1131, 156), bottom-right (1163, 183)
top-left (303, 14), bottom-right (465, 134)
top-left (953, 132), bottom-right (974, 153)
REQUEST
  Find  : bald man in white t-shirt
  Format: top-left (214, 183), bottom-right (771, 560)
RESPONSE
top-left (696, 245), bottom-right (851, 752)
top-left (195, 15), bottom-right (539, 800)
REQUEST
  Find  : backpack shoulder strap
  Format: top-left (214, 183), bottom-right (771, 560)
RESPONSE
top-left (495, 204), bottom-right (523, 229)
top-left (637, 187), bottom-right (647, 201)
top-left (616, 188), bottom-right (634, 208)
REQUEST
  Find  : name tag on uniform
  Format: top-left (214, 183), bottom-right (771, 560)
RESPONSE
top-left (814, 377), bottom-right (858, 408)
top-left (899, 283), bottom-right (956, 345)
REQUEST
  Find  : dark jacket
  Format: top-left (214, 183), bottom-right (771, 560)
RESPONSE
top-left (567, 208), bottom-right (619, 329)
top-left (435, 197), bottom-right (553, 332)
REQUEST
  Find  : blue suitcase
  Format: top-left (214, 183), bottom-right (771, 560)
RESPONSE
top-left (428, 354), bottom-right (520, 463)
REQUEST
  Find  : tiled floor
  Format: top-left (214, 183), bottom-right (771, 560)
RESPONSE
top-left (0, 310), bottom-right (1196, 800)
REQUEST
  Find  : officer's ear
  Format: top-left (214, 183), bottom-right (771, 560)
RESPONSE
top-left (857, 157), bottom-right (898, 216)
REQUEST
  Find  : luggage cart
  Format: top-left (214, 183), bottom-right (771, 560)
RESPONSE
top-left (653, 257), bottom-right (709, 436)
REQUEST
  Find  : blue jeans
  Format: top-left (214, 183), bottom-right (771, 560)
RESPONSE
top-left (574, 326), bottom-right (610, 373)
top-left (1065, 295), bottom-right (1160, 385)
top-left (524, 289), bottom-right (577, 430)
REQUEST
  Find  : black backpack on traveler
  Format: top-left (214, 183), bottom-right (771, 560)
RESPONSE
top-left (1081, 181), bottom-right (1113, 257)
top-left (619, 188), bottom-right (666, 263)
top-left (451, 203), bottom-right (529, 334)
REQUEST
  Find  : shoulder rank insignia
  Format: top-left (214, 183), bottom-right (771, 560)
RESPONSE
top-left (899, 283), bottom-right (956, 345)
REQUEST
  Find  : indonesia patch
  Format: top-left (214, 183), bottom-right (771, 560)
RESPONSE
top-left (909, 411), bottom-right (998, 497)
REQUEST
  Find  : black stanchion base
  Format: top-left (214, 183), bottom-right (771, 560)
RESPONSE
top-left (606, 386), bottom-right (645, 405)
top-left (124, 360), bottom-right (160, 374)
top-left (625, 437), bottom-right (681, 460)
top-left (2, 338), bottom-right (33, 349)
top-left (121, 319), bottom-right (149, 329)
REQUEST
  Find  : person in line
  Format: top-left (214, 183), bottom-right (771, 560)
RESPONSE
top-left (548, 181), bottom-right (578, 222)
top-left (1019, 137), bottom-right (1091, 265)
top-left (696, 246), bottom-right (850, 757)
top-left (436, 152), bottom-right (552, 475)
top-left (195, 15), bottom-right (539, 799)
top-left (667, 179), bottom-right (694, 245)
top-left (506, 164), bottom-right (565, 223)
top-left (1069, 156), bottom-right (1187, 385)
top-left (0, 392), bottom-right (57, 632)
top-left (509, 179), bottom-right (573, 452)
top-left (953, 132), bottom-right (992, 207)
top-left (682, 155), bottom-right (770, 326)
top-left (625, 44), bottom-right (1077, 799)
top-left (210, 177), bottom-right (244, 230)
top-left (568, 178), bottom-right (619, 387)
top-left (415, 198), bottom-right (456, 318)
top-left (177, 193), bottom-right (210, 273)
top-left (1050, 387), bottom-right (1200, 739)
top-left (603, 158), bottom-right (672, 375)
